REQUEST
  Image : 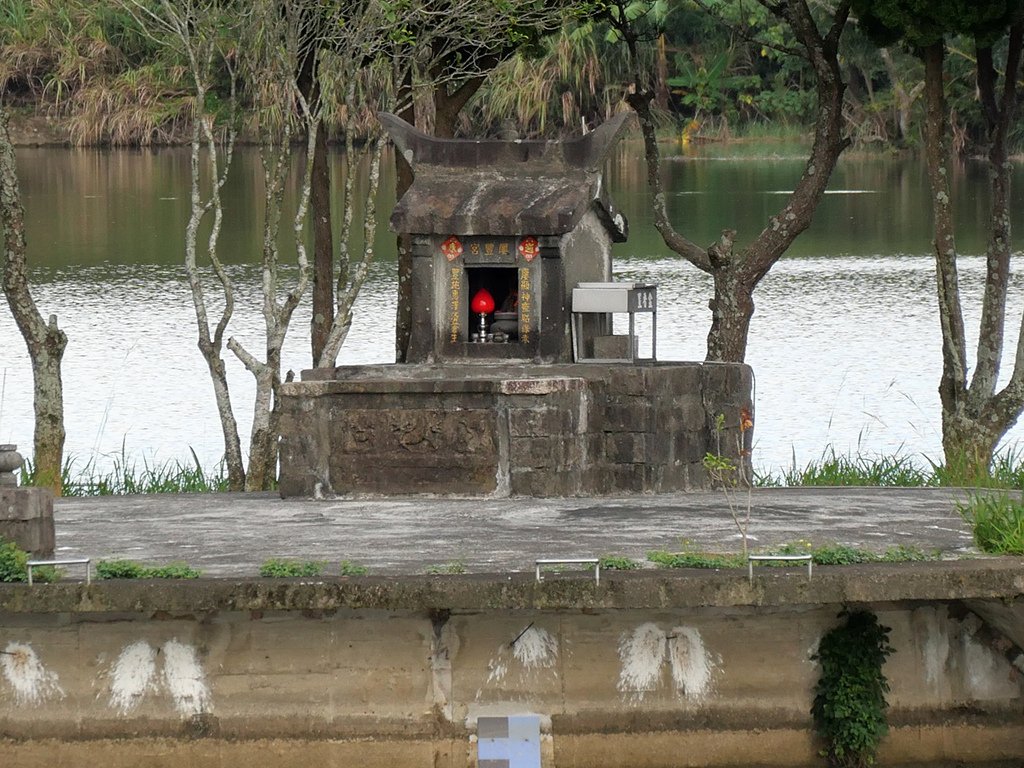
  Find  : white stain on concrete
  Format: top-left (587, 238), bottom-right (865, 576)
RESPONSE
top-left (918, 607), bottom-right (949, 688)
top-left (959, 614), bottom-right (1002, 698)
top-left (161, 640), bottom-right (212, 716)
top-left (105, 639), bottom-right (212, 716)
top-left (485, 659), bottom-right (509, 686)
top-left (482, 625), bottom-right (559, 692)
top-left (668, 626), bottom-right (717, 701)
top-left (806, 639), bottom-right (820, 664)
top-left (1, 642), bottom-right (64, 705)
top-left (618, 623), bottom-right (720, 703)
top-left (109, 640), bottom-right (158, 713)
top-left (617, 622), bottom-right (667, 701)
top-left (512, 626), bottom-right (558, 670)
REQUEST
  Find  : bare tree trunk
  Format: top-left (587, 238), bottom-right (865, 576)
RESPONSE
top-left (309, 121), bottom-right (333, 365)
top-left (922, 42), bottom-right (965, 421)
top-left (128, 0), bottom-right (247, 490)
top-left (0, 108), bottom-right (66, 495)
top-left (433, 76), bottom-right (485, 138)
top-left (655, 33), bottom-right (670, 111)
top-left (625, 0), bottom-right (851, 362)
top-left (706, 232), bottom-right (754, 361)
top-left (394, 70), bottom-right (416, 363)
top-left (319, 129), bottom-right (383, 367)
top-left (296, 38), bottom-right (334, 367)
top-left (184, 98), bottom-right (246, 491)
top-left (229, 90), bottom-right (314, 490)
top-left (922, 26), bottom-right (1024, 480)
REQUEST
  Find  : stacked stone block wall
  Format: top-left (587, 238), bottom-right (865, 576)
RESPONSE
top-left (279, 362), bottom-right (753, 497)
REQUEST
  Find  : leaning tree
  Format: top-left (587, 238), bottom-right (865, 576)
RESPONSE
top-left (854, 0), bottom-right (1024, 479)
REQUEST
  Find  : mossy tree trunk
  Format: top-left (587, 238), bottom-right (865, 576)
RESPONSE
top-left (0, 107), bottom-right (67, 495)
top-left (921, 26), bottom-right (1024, 481)
top-left (309, 120), bottom-right (333, 366)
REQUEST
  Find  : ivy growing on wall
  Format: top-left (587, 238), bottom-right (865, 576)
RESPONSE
top-left (812, 610), bottom-right (894, 768)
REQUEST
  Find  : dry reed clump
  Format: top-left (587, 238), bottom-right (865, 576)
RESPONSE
top-left (0, 0), bottom-right (192, 145)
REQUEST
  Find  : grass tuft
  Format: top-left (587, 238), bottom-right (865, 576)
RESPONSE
top-left (957, 493), bottom-right (1024, 555)
top-left (775, 447), bottom-right (930, 487)
top-left (21, 445), bottom-right (229, 496)
top-left (766, 445), bottom-right (1024, 490)
top-left (599, 555), bottom-right (641, 570)
top-left (96, 559), bottom-right (201, 579)
top-left (0, 537), bottom-right (59, 582)
top-left (339, 560), bottom-right (368, 576)
top-left (647, 549), bottom-right (745, 569)
top-left (259, 559), bottom-right (325, 578)
top-left (0, 538), bottom-right (30, 582)
top-left (426, 560), bottom-right (466, 575)
top-left (647, 540), bottom-right (939, 570)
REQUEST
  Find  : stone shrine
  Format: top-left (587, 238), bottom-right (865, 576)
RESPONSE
top-left (278, 115), bottom-right (752, 497)
top-left (378, 111), bottom-right (630, 363)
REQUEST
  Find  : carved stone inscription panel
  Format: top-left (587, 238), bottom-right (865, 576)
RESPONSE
top-left (330, 408), bottom-right (498, 493)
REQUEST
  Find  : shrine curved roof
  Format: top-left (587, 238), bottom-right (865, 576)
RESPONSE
top-left (379, 112), bottom-right (632, 241)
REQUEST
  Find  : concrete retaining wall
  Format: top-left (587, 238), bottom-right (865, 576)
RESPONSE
top-left (0, 564), bottom-right (1022, 766)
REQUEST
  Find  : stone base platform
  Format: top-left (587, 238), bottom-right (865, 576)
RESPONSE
top-left (0, 486), bottom-right (54, 557)
top-left (278, 362), bottom-right (752, 498)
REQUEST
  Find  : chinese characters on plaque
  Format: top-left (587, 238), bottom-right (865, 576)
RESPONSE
top-left (440, 235), bottom-right (539, 346)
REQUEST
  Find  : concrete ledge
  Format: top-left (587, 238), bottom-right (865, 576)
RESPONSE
top-left (554, 721), bottom-right (1024, 768)
top-left (1, 722), bottom-right (1022, 767)
top-left (0, 559), bottom-right (1021, 615)
top-left (0, 738), bottom-right (452, 768)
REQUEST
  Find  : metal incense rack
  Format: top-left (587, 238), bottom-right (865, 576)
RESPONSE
top-left (571, 282), bottom-right (657, 363)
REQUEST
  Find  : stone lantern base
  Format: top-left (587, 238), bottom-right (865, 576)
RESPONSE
top-left (0, 444), bottom-right (55, 557)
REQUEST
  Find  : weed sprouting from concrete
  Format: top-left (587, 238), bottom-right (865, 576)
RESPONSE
top-left (426, 560), bottom-right (467, 575)
top-left (96, 559), bottom-right (201, 579)
top-left (339, 560), bottom-right (369, 576)
top-left (647, 541), bottom-right (940, 570)
top-left (957, 493), bottom-right (1024, 554)
top-left (258, 559), bottom-right (325, 578)
top-left (703, 410), bottom-right (754, 557)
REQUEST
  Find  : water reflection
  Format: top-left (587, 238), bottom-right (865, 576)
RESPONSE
top-left (2, 144), bottom-right (1023, 476)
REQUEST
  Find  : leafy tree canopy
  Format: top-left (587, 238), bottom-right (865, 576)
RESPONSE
top-left (852, 0), bottom-right (1023, 49)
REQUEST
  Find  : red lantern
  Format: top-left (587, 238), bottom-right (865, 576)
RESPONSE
top-left (470, 288), bottom-right (495, 314)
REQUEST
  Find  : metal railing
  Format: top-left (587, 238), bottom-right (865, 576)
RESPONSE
top-left (747, 554), bottom-right (812, 585)
top-left (27, 558), bottom-right (91, 586)
top-left (535, 557), bottom-right (600, 585)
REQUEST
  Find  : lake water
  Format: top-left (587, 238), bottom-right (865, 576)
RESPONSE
top-left (2, 141), bottom-right (1024, 479)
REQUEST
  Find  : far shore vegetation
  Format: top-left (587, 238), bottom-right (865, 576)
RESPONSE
top-left (2, 1), bottom-right (1021, 155)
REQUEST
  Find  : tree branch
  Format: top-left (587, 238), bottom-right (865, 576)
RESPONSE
top-left (689, 0), bottom-right (804, 59)
top-left (739, 0), bottom-right (850, 284)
